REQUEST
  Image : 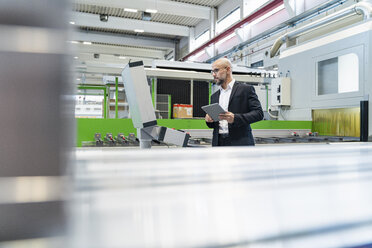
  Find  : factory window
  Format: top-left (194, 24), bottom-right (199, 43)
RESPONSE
top-left (243, 0), bottom-right (270, 18)
top-left (216, 7), bottom-right (240, 34)
top-left (251, 60), bottom-right (264, 68)
top-left (194, 30), bottom-right (210, 49)
top-left (338, 53), bottom-right (359, 93)
top-left (75, 95), bottom-right (104, 118)
top-left (317, 53), bottom-right (359, 95)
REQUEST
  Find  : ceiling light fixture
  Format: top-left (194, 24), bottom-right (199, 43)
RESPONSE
top-left (119, 56), bottom-right (127, 59)
top-left (124, 8), bottom-right (138, 13)
top-left (74, 56), bottom-right (79, 59)
top-left (134, 29), bottom-right (144, 33)
top-left (69, 21), bottom-right (75, 25)
top-left (145, 9), bottom-right (157, 13)
top-left (83, 41), bottom-right (92, 45)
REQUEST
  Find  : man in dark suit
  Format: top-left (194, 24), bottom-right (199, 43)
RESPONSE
top-left (205, 58), bottom-right (263, 146)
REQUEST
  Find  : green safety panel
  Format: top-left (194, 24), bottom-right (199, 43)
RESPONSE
top-left (76, 118), bottom-right (311, 147)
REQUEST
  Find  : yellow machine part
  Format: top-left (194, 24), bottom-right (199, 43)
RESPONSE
top-left (312, 108), bottom-right (360, 137)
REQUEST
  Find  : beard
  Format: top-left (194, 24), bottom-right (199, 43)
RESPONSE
top-left (215, 78), bottom-right (225, 86)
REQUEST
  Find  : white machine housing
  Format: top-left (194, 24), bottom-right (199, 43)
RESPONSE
top-left (276, 19), bottom-right (372, 130)
top-left (122, 61), bottom-right (157, 128)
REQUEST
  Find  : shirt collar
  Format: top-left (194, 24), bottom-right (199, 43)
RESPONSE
top-left (220, 79), bottom-right (235, 92)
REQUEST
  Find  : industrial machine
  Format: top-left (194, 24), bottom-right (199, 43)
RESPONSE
top-left (116, 133), bottom-right (127, 145)
top-left (105, 133), bottom-right (115, 146)
top-left (95, 133), bottom-right (103, 146)
top-left (269, 0), bottom-right (372, 138)
top-left (121, 61), bottom-right (190, 148)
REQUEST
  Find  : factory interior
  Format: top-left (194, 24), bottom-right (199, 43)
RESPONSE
top-left (2, 0), bottom-right (372, 247)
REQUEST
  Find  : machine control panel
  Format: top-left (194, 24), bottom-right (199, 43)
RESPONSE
top-left (271, 77), bottom-right (291, 106)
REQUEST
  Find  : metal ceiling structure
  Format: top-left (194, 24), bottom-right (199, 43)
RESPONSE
top-left (172, 0), bottom-right (225, 6)
top-left (74, 3), bottom-right (205, 26)
top-left (71, 0), bottom-right (227, 83)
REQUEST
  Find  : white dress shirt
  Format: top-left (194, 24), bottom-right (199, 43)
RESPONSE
top-left (218, 80), bottom-right (235, 134)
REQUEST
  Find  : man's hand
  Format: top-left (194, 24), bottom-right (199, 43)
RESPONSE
top-left (205, 114), bottom-right (213, 123)
top-left (219, 112), bottom-right (234, 123)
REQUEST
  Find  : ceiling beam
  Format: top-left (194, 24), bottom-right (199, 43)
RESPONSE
top-left (72, 43), bottom-right (166, 59)
top-left (71, 12), bottom-right (190, 37)
top-left (73, 0), bottom-right (210, 19)
top-left (75, 53), bottom-right (155, 66)
top-left (72, 31), bottom-right (176, 50)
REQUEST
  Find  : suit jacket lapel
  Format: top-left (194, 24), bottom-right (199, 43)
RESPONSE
top-left (212, 90), bottom-right (220, 103)
top-left (228, 82), bottom-right (239, 107)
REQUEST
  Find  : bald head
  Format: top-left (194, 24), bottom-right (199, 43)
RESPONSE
top-left (213, 58), bottom-right (232, 70)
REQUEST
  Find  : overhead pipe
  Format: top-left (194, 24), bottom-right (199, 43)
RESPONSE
top-left (270, 0), bottom-right (372, 58)
top-left (180, 0), bottom-right (284, 61)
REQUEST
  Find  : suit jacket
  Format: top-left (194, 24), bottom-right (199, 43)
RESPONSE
top-left (206, 82), bottom-right (263, 146)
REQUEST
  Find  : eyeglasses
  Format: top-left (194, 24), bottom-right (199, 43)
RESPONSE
top-left (211, 67), bottom-right (226, 74)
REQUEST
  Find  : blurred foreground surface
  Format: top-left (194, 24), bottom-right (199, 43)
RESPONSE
top-left (68, 143), bottom-right (372, 248)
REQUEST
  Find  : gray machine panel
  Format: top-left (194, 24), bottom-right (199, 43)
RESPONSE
top-left (122, 61), bottom-right (157, 129)
top-left (160, 127), bottom-right (190, 147)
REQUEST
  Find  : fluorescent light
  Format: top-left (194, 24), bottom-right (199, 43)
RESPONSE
top-left (145, 9), bottom-right (158, 13)
top-left (83, 41), bottom-right (92, 45)
top-left (69, 21), bottom-right (75, 25)
top-left (77, 78), bottom-right (81, 81)
top-left (124, 8), bottom-right (138, 13)
top-left (119, 56), bottom-right (126, 59)
top-left (134, 29), bottom-right (144, 33)
top-left (74, 56), bottom-right (79, 59)
top-left (70, 41), bottom-right (79, 44)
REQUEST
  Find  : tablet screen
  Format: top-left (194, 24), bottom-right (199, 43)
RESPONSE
top-left (201, 103), bottom-right (226, 121)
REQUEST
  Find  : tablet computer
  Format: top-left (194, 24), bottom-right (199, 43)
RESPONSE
top-left (201, 103), bottom-right (226, 121)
